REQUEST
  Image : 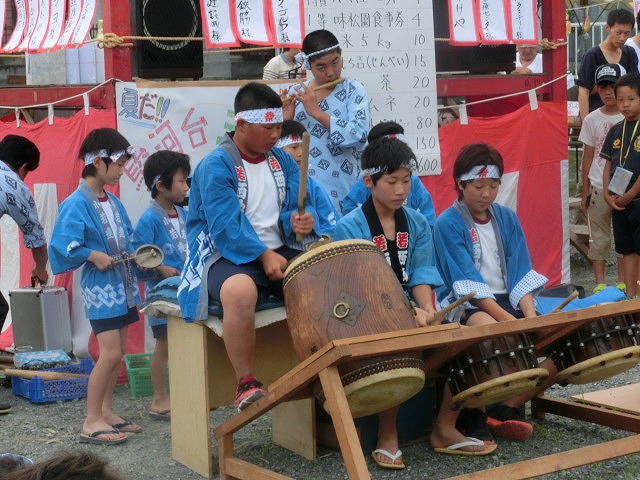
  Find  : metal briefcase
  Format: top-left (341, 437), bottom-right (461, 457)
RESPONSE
top-left (8, 286), bottom-right (73, 353)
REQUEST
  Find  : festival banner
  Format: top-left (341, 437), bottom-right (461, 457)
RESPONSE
top-left (70, 0), bottom-right (97, 46)
top-left (3, 0), bottom-right (27, 52)
top-left (28, 0), bottom-right (49, 51)
top-left (477, 0), bottom-right (509, 44)
top-left (200, 0), bottom-right (239, 48)
top-left (232, 0), bottom-right (274, 45)
top-left (41, 0), bottom-right (66, 51)
top-left (507, 0), bottom-right (538, 44)
top-left (269, 0), bottom-right (304, 46)
top-left (448, 0), bottom-right (480, 45)
top-left (17, 0), bottom-right (38, 51)
top-left (448, 0), bottom-right (539, 46)
top-left (56, 0), bottom-right (82, 48)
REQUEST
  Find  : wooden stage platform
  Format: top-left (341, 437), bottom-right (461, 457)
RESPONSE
top-left (161, 298), bottom-right (640, 479)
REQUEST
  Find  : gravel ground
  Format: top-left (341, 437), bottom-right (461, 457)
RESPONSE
top-left (1, 250), bottom-right (640, 479)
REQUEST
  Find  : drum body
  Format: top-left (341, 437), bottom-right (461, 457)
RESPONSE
top-left (283, 239), bottom-right (425, 418)
top-left (551, 314), bottom-right (640, 385)
top-left (446, 333), bottom-right (548, 410)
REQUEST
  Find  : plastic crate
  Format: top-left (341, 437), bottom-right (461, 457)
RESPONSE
top-left (124, 353), bottom-right (169, 397)
top-left (11, 357), bottom-right (94, 404)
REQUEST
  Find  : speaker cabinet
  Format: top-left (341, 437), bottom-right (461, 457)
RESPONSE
top-left (131, 0), bottom-right (204, 80)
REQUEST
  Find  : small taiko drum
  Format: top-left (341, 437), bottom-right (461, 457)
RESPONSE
top-left (445, 333), bottom-right (549, 410)
top-left (550, 314), bottom-right (640, 385)
top-left (283, 239), bottom-right (425, 418)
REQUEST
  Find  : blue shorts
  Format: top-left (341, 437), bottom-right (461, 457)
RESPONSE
top-left (612, 199), bottom-right (640, 255)
top-left (207, 246), bottom-right (302, 302)
top-left (462, 293), bottom-right (523, 325)
top-left (89, 307), bottom-right (139, 335)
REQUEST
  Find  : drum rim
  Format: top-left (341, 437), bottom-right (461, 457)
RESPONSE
top-left (283, 239), bottom-right (384, 286)
top-left (450, 367), bottom-right (549, 410)
top-left (555, 346), bottom-right (640, 384)
top-left (133, 244), bottom-right (164, 268)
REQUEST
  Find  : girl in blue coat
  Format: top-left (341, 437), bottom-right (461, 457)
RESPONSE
top-left (49, 128), bottom-right (140, 445)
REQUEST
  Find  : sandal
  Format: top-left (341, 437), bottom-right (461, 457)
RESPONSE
top-left (371, 448), bottom-right (405, 470)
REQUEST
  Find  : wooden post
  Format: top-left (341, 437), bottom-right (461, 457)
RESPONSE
top-left (541, 0), bottom-right (567, 103)
top-left (102, 0), bottom-right (133, 81)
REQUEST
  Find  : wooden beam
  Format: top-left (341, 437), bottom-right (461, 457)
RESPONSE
top-left (532, 396), bottom-right (640, 433)
top-left (0, 84), bottom-right (115, 110)
top-left (446, 435), bottom-right (640, 480)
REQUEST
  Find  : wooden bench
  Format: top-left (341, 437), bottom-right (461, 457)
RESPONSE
top-left (139, 302), bottom-right (316, 479)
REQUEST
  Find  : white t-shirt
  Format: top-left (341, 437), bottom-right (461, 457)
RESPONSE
top-left (515, 52), bottom-right (543, 73)
top-left (243, 159), bottom-right (284, 249)
top-left (263, 54), bottom-right (298, 80)
top-left (578, 108), bottom-right (624, 189)
top-left (625, 37), bottom-right (640, 63)
top-left (475, 220), bottom-right (507, 294)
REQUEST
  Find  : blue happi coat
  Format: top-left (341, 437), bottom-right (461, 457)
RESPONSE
top-left (133, 203), bottom-right (187, 327)
top-left (177, 135), bottom-right (332, 322)
top-left (433, 202), bottom-right (548, 322)
top-left (48, 187), bottom-right (141, 320)
top-left (333, 205), bottom-right (442, 289)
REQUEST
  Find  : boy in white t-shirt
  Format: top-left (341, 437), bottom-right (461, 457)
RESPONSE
top-left (579, 63), bottom-right (626, 293)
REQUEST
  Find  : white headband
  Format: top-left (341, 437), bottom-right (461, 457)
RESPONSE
top-left (383, 133), bottom-right (406, 143)
top-left (83, 146), bottom-right (138, 165)
top-left (295, 43), bottom-right (340, 69)
top-left (362, 158), bottom-right (417, 177)
top-left (459, 165), bottom-right (501, 181)
top-left (234, 108), bottom-right (283, 125)
top-left (275, 134), bottom-right (302, 149)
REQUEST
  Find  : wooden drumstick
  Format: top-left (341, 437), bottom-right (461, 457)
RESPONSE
top-left (281, 78), bottom-right (345, 102)
top-left (4, 369), bottom-right (88, 380)
top-left (550, 290), bottom-right (580, 313)
top-left (432, 292), bottom-right (477, 323)
top-left (296, 132), bottom-right (311, 242)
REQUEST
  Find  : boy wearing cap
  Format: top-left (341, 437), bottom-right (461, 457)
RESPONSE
top-left (579, 64), bottom-right (626, 294)
top-left (178, 82), bottom-right (319, 410)
top-left (577, 8), bottom-right (637, 121)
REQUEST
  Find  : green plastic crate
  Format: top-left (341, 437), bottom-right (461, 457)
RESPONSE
top-left (124, 353), bottom-right (169, 397)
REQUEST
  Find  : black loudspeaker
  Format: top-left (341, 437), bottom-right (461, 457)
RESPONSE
top-left (433, 0), bottom-right (515, 74)
top-left (131, 0), bottom-right (204, 80)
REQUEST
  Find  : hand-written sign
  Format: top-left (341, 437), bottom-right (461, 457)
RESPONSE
top-left (305, 0), bottom-right (441, 176)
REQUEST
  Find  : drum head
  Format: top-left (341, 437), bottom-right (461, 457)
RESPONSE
top-left (555, 346), bottom-right (640, 385)
top-left (322, 367), bottom-right (426, 418)
top-left (450, 368), bottom-right (549, 410)
top-left (134, 244), bottom-right (164, 268)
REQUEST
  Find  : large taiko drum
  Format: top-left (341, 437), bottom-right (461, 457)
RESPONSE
top-left (283, 239), bottom-right (425, 418)
top-left (550, 314), bottom-right (640, 385)
top-left (445, 333), bottom-right (549, 410)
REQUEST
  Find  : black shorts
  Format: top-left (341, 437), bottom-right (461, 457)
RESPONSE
top-left (151, 324), bottom-right (167, 339)
top-left (461, 293), bottom-right (523, 325)
top-left (612, 199), bottom-right (640, 255)
top-left (207, 246), bottom-right (302, 302)
top-left (89, 307), bottom-right (139, 335)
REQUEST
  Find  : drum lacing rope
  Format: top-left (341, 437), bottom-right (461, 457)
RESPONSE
top-left (283, 243), bottom-right (383, 287)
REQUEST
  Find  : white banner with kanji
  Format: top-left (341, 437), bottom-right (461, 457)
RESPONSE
top-left (448, 0), bottom-right (538, 46)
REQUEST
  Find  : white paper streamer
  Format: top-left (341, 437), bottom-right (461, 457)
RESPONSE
top-left (4, 0), bottom-right (28, 52)
top-left (83, 93), bottom-right (89, 116)
top-left (528, 90), bottom-right (539, 111)
top-left (70, 0), bottom-right (96, 45)
top-left (202, 0), bottom-right (237, 47)
top-left (41, 0), bottom-right (66, 51)
top-left (48, 104), bottom-right (54, 125)
top-left (458, 104), bottom-right (469, 125)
